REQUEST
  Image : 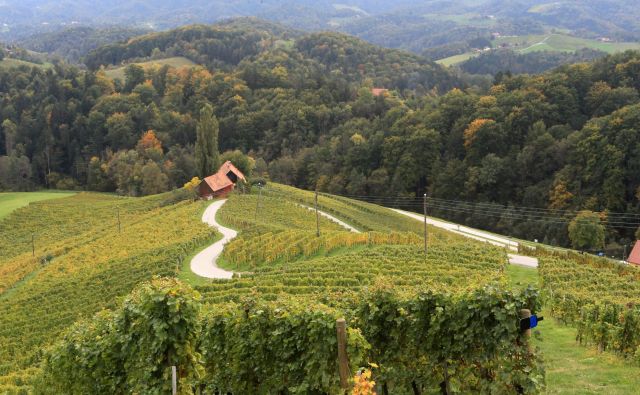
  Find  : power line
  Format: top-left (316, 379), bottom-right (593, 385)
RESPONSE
top-left (331, 192), bottom-right (640, 219)
top-left (324, 193), bottom-right (640, 229)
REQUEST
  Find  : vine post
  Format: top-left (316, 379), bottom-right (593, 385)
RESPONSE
top-left (423, 194), bottom-right (428, 256)
top-left (336, 318), bottom-right (350, 389)
top-left (520, 309), bottom-right (532, 338)
top-left (315, 190), bottom-right (320, 237)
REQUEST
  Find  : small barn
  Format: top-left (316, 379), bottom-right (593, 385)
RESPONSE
top-left (199, 161), bottom-right (247, 200)
top-left (371, 88), bottom-right (389, 97)
top-left (627, 240), bottom-right (640, 266)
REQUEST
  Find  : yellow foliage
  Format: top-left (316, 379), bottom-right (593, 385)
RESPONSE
top-left (489, 84), bottom-right (506, 95)
top-left (350, 133), bottom-right (366, 145)
top-left (463, 118), bottom-right (494, 149)
top-left (184, 177), bottom-right (201, 191)
top-left (352, 369), bottom-right (376, 395)
top-left (478, 95), bottom-right (497, 107)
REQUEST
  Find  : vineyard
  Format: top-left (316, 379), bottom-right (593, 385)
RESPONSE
top-left (0, 185), bottom-right (546, 394)
top-left (538, 249), bottom-right (640, 361)
top-left (0, 192), bottom-right (215, 393)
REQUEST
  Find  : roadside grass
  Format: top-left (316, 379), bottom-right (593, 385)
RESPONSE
top-left (103, 56), bottom-right (197, 80)
top-left (177, 235), bottom-right (223, 287)
top-left (505, 264), bottom-right (640, 394)
top-left (0, 191), bottom-right (76, 220)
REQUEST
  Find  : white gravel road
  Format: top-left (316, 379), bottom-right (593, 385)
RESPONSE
top-left (190, 199), bottom-right (236, 279)
top-left (391, 208), bottom-right (538, 267)
top-left (300, 205), bottom-right (361, 233)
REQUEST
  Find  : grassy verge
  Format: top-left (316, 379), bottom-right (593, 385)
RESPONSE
top-left (177, 235), bottom-right (223, 287)
top-left (505, 265), bottom-right (640, 394)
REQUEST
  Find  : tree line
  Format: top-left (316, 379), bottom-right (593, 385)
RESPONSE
top-left (3, 23), bottom-right (640, 250)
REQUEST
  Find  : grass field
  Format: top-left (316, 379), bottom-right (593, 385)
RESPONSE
top-left (437, 33), bottom-right (640, 67)
top-left (103, 56), bottom-right (197, 80)
top-left (0, 58), bottom-right (53, 70)
top-left (495, 33), bottom-right (640, 54)
top-left (506, 265), bottom-right (640, 394)
top-left (436, 52), bottom-right (479, 66)
top-left (0, 191), bottom-right (76, 220)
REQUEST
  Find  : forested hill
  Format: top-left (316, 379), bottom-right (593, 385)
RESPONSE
top-left (84, 21), bottom-right (457, 92)
top-left (16, 26), bottom-right (152, 64)
top-left (4, 20), bottom-right (640, 251)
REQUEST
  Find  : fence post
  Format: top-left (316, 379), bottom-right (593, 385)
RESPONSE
top-left (336, 318), bottom-right (350, 389)
top-left (32, 233), bottom-right (35, 257)
top-left (171, 365), bottom-right (177, 395)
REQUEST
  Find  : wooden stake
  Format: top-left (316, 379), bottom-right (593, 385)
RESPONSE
top-left (423, 193), bottom-right (428, 256)
top-left (336, 318), bottom-right (350, 389)
top-left (520, 309), bottom-right (532, 338)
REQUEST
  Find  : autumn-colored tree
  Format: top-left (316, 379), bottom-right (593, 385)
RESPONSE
top-left (183, 176), bottom-right (201, 199)
top-left (549, 181), bottom-right (574, 210)
top-left (136, 130), bottom-right (163, 161)
top-left (568, 211), bottom-right (605, 251)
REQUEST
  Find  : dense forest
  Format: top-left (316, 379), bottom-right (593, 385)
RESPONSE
top-left (15, 26), bottom-right (151, 64)
top-left (458, 48), bottom-right (608, 76)
top-left (3, 22), bottom-right (640, 252)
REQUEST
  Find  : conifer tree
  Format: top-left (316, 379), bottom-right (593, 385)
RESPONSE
top-left (195, 104), bottom-right (220, 177)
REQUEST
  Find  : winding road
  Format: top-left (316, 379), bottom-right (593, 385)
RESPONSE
top-left (190, 200), bottom-right (362, 279)
top-left (190, 199), bottom-right (236, 279)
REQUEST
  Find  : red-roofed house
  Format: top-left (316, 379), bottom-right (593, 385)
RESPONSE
top-left (627, 240), bottom-right (640, 266)
top-left (371, 88), bottom-right (389, 97)
top-left (199, 161), bottom-right (247, 199)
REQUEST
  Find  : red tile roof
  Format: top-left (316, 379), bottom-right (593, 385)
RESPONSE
top-left (201, 161), bottom-right (247, 193)
top-left (371, 88), bottom-right (389, 97)
top-left (203, 172), bottom-right (234, 192)
top-left (628, 240), bottom-right (640, 265)
top-left (219, 161), bottom-right (246, 182)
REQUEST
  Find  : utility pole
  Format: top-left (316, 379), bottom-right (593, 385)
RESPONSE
top-left (315, 190), bottom-right (320, 237)
top-left (117, 206), bottom-right (121, 233)
top-left (255, 183), bottom-right (263, 222)
top-left (423, 193), bottom-right (428, 255)
top-left (171, 366), bottom-right (177, 395)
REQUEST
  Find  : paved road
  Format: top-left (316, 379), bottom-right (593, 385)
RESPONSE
top-left (190, 199), bottom-right (236, 279)
top-left (300, 205), bottom-right (361, 233)
top-left (391, 208), bottom-right (538, 267)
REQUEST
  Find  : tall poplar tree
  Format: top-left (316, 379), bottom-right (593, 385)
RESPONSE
top-left (195, 104), bottom-right (220, 177)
